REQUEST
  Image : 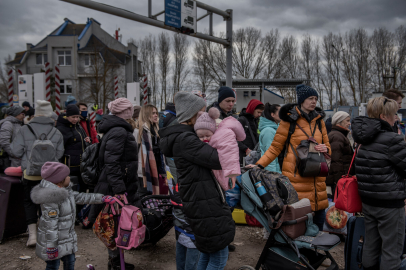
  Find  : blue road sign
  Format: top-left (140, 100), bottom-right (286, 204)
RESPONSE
top-left (165, 0), bottom-right (182, 28)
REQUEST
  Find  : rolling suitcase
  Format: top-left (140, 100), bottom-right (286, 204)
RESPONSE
top-left (345, 216), bottom-right (365, 270)
top-left (0, 175), bottom-right (27, 243)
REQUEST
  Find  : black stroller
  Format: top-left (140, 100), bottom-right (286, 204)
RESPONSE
top-left (236, 168), bottom-right (340, 270)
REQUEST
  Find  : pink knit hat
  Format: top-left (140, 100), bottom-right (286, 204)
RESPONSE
top-left (194, 107), bottom-right (220, 134)
top-left (41, 162), bottom-right (70, 184)
top-left (108, 98), bottom-right (134, 120)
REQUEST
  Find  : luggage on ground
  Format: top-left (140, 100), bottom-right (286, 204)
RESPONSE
top-left (0, 175), bottom-right (26, 243)
top-left (344, 216), bottom-right (365, 270)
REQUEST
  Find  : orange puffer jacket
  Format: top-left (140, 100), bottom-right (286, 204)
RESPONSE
top-left (256, 104), bottom-right (331, 211)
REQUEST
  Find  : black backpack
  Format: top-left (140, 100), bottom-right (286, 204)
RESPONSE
top-left (277, 119), bottom-right (323, 171)
top-left (80, 136), bottom-right (102, 187)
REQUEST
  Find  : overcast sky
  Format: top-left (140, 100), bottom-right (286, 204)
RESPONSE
top-left (1, 0), bottom-right (405, 63)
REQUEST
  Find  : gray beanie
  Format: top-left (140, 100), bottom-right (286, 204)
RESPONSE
top-left (34, 100), bottom-right (53, 118)
top-left (332, 111), bottom-right (350, 126)
top-left (7, 106), bottom-right (24, 117)
top-left (175, 91), bottom-right (207, 123)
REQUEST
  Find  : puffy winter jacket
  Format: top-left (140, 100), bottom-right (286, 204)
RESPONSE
top-left (238, 109), bottom-right (260, 165)
top-left (89, 115), bottom-right (138, 222)
top-left (159, 123), bottom-right (235, 253)
top-left (11, 117), bottom-right (64, 172)
top-left (56, 115), bottom-right (87, 174)
top-left (161, 102), bottom-right (177, 128)
top-left (326, 125), bottom-right (354, 186)
top-left (258, 116), bottom-right (281, 173)
top-left (79, 118), bottom-right (99, 144)
top-left (256, 104), bottom-right (331, 211)
top-left (31, 179), bottom-right (103, 261)
top-left (0, 116), bottom-right (23, 167)
top-left (210, 116), bottom-right (246, 191)
top-left (352, 116), bottom-right (406, 208)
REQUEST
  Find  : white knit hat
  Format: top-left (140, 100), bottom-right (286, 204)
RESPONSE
top-left (332, 111), bottom-right (350, 126)
top-left (34, 100), bottom-right (53, 118)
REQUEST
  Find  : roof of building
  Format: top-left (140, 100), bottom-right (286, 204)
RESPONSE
top-left (30, 45), bottom-right (47, 52)
top-left (6, 51), bottom-right (27, 65)
top-left (220, 78), bottom-right (311, 88)
top-left (80, 35), bottom-right (127, 64)
top-left (59, 24), bottom-right (86, 36)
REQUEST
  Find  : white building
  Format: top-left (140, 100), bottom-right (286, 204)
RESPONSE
top-left (6, 18), bottom-right (141, 108)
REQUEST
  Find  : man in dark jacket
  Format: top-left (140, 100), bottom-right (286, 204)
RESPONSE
top-left (238, 99), bottom-right (264, 165)
top-left (159, 91), bottom-right (234, 268)
top-left (159, 102), bottom-right (176, 128)
top-left (89, 98), bottom-right (138, 270)
top-left (77, 102), bottom-right (99, 144)
top-left (352, 96), bottom-right (406, 270)
top-left (207, 86), bottom-right (236, 120)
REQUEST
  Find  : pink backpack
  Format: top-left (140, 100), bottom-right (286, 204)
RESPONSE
top-left (114, 196), bottom-right (146, 250)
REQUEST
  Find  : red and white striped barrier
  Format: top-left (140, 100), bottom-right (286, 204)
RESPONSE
top-left (17, 69), bottom-right (22, 76)
top-left (114, 76), bottom-right (119, 99)
top-left (54, 65), bottom-right (61, 115)
top-left (142, 74), bottom-right (148, 105)
top-left (89, 111), bottom-right (96, 127)
top-left (7, 68), bottom-right (13, 107)
top-left (45, 62), bottom-right (51, 102)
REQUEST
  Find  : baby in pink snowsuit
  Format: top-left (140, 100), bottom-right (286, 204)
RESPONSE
top-left (194, 107), bottom-right (246, 191)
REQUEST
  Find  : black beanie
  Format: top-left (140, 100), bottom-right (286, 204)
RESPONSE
top-left (218, 86), bottom-right (235, 104)
top-left (22, 101), bottom-right (31, 108)
top-left (66, 104), bottom-right (80, 116)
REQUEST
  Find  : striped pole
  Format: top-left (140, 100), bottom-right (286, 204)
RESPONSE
top-left (7, 68), bottom-right (13, 107)
top-left (45, 62), bottom-right (51, 102)
top-left (17, 69), bottom-right (22, 76)
top-left (114, 75), bottom-right (119, 99)
top-left (89, 111), bottom-right (96, 127)
top-left (54, 64), bottom-right (61, 115)
top-left (142, 74), bottom-right (148, 105)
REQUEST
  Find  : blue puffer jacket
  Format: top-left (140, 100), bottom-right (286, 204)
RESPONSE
top-left (258, 117), bottom-right (281, 173)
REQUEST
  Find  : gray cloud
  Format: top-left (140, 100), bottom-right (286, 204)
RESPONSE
top-left (1, 0), bottom-right (405, 63)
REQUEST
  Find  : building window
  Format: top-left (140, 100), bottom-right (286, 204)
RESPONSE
top-left (251, 91), bottom-right (256, 97)
top-left (58, 50), bottom-right (71, 66)
top-left (60, 79), bottom-right (72, 94)
top-left (84, 54), bottom-right (92, 66)
top-left (36, 53), bottom-right (48, 65)
top-left (244, 91), bottom-right (249, 97)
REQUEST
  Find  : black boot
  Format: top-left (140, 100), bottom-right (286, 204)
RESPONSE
top-left (228, 244), bottom-right (236, 252)
top-left (108, 256), bottom-right (135, 270)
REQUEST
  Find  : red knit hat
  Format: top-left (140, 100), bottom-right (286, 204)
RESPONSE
top-left (246, 99), bottom-right (264, 114)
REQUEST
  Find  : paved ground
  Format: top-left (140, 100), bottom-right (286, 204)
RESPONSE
top-left (0, 225), bottom-right (344, 270)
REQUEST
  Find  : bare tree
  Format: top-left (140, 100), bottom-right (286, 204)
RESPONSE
top-left (193, 39), bottom-right (216, 94)
top-left (157, 32), bottom-right (171, 109)
top-left (232, 27), bottom-right (267, 79)
top-left (172, 33), bottom-right (190, 93)
top-left (138, 35), bottom-right (158, 106)
top-left (263, 29), bottom-right (281, 79)
top-left (312, 40), bottom-right (325, 109)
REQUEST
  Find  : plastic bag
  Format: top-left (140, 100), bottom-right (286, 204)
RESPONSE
top-left (225, 175), bottom-right (242, 208)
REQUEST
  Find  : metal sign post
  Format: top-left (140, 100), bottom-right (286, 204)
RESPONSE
top-left (60, 0), bottom-right (233, 88)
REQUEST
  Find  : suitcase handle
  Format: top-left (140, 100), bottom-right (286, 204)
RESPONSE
top-left (356, 236), bottom-right (364, 267)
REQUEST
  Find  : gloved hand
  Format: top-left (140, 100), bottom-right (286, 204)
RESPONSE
top-left (102, 196), bottom-right (115, 204)
top-left (47, 247), bottom-right (58, 260)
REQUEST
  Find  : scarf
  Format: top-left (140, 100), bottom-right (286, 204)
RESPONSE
top-left (140, 127), bottom-right (160, 195)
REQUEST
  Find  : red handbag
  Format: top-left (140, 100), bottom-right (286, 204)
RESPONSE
top-left (334, 146), bottom-right (362, 213)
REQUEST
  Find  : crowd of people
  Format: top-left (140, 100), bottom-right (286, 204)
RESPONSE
top-left (1, 85), bottom-right (406, 270)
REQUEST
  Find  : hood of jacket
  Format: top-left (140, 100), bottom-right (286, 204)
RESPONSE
top-left (2, 115), bottom-right (22, 124)
top-left (165, 102), bottom-right (176, 114)
top-left (279, 103), bottom-right (325, 123)
top-left (31, 179), bottom-right (70, 204)
top-left (218, 116), bottom-right (246, 142)
top-left (258, 116), bottom-right (278, 132)
top-left (29, 116), bottom-right (55, 126)
top-left (351, 116), bottom-right (393, 144)
top-left (159, 124), bottom-right (194, 158)
top-left (98, 114), bottom-right (133, 133)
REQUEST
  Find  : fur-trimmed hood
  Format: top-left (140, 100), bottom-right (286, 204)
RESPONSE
top-left (279, 103), bottom-right (326, 123)
top-left (31, 179), bottom-right (70, 204)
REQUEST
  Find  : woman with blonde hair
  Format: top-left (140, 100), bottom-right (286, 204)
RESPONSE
top-left (352, 96), bottom-right (406, 270)
top-left (134, 104), bottom-right (167, 196)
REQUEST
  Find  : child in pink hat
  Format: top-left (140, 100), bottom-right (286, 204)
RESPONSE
top-left (194, 108), bottom-right (246, 190)
top-left (31, 162), bottom-right (109, 269)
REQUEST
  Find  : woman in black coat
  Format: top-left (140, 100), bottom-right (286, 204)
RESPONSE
top-left (56, 104), bottom-right (90, 191)
top-left (326, 111), bottom-right (354, 196)
top-left (88, 98), bottom-right (138, 270)
top-left (159, 92), bottom-right (234, 270)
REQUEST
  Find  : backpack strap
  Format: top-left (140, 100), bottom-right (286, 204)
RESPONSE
top-left (46, 127), bottom-right (58, 140)
top-left (240, 116), bottom-right (257, 146)
top-left (27, 124), bottom-right (39, 139)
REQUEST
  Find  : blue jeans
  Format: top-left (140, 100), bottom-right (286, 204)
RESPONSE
top-left (313, 209), bottom-right (326, 232)
top-left (197, 246), bottom-right (228, 270)
top-left (176, 241), bottom-right (200, 270)
top-left (45, 254), bottom-right (75, 270)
